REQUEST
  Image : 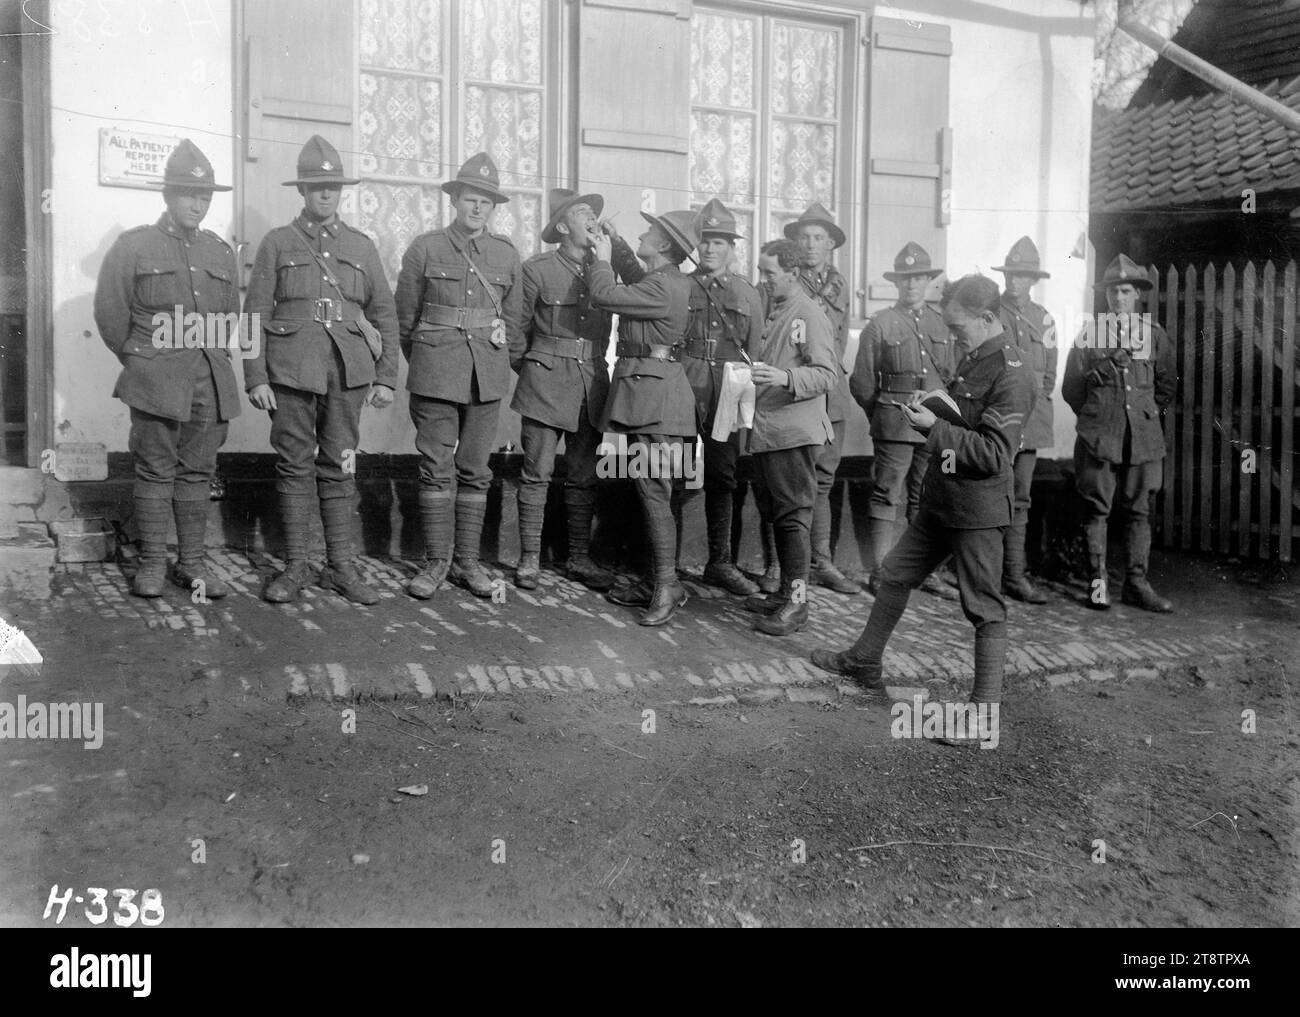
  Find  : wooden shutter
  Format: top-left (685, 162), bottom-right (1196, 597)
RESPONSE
top-left (864, 15), bottom-right (952, 310)
top-left (237, 0), bottom-right (355, 280)
top-left (577, 0), bottom-right (692, 224)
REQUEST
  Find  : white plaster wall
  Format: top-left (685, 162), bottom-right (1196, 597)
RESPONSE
top-left (49, 0), bottom-right (235, 450)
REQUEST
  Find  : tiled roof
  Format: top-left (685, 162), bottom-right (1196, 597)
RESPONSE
top-left (1132, 0), bottom-right (1300, 106)
top-left (1092, 74), bottom-right (1300, 212)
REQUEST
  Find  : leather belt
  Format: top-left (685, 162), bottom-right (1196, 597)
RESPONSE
top-left (879, 371), bottom-right (925, 393)
top-left (421, 303), bottom-right (498, 329)
top-left (529, 334), bottom-right (599, 361)
top-left (275, 297), bottom-right (360, 325)
top-left (616, 341), bottom-right (677, 361)
top-left (683, 338), bottom-right (744, 362)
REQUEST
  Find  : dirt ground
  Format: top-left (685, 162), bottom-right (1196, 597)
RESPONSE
top-left (1, 551), bottom-right (1296, 928)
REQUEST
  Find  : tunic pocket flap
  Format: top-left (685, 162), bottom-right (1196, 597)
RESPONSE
top-left (135, 258), bottom-right (176, 277)
top-left (275, 252), bottom-right (307, 270)
top-left (201, 263), bottom-right (233, 283)
top-left (265, 320), bottom-right (304, 336)
top-left (425, 263), bottom-right (466, 283)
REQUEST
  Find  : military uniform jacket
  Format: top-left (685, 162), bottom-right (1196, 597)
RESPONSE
top-left (850, 303), bottom-right (956, 444)
top-left (243, 214), bottom-right (398, 396)
top-left (997, 295), bottom-right (1056, 450)
top-left (918, 334), bottom-right (1036, 529)
top-left (589, 241), bottom-right (696, 437)
top-left (395, 221), bottom-right (522, 404)
top-left (93, 215), bottom-right (241, 423)
top-left (682, 268), bottom-right (764, 429)
top-left (510, 248), bottom-right (612, 432)
top-left (798, 266), bottom-right (851, 422)
top-left (1062, 319), bottom-right (1176, 465)
top-left (749, 288), bottom-right (837, 454)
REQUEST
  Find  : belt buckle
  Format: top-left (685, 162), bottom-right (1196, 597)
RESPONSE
top-left (456, 306), bottom-right (470, 330)
top-left (314, 297), bottom-right (340, 324)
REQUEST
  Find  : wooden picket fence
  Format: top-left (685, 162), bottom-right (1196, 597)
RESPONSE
top-left (1148, 261), bottom-right (1298, 563)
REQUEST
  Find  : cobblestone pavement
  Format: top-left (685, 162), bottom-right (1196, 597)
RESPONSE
top-left (5, 552), bottom-right (1264, 706)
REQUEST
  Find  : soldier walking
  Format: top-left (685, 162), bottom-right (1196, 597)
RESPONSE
top-left (244, 136), bottom-right (399, 605)
top-left (589, 211), bottom-right (699, 626)
top-left (94, 140), bottom-right (241, 598)
top-left (1062, 253), bottom-right (1177, 612)
top-left (396, 154), bottom-right (522, 600)
top-left (679, 198), bottom-right (763, 596)
top-left (994, 237), bottom-right (1056, 604)
top-left (850, 242), bottom-right (956, 596)
top-left (814, 275), bottom-right (1035, 725)
top-left (510, 188), bottom-right (616, 592)
top-left (744, 240), bottom-right (838, 636)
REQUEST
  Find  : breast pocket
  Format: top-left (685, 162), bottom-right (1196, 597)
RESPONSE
top-left (880, 332), bottom-right (917, 374)
top-left (424, 262), bottom-right (467, 306)
top-left (134, 258), bottom-right (180, 309)
top-left (198, 263), bottom-right (235, 308)
top-left (333, 253), bottom-right (368, 304)
top-left (542, 294), bottom-right (578, 336)
top-left (275, 252), bottom-right (317, 300)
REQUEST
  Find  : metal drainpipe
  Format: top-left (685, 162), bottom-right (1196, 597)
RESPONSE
top-left (1118, 5), bottom-right (1300, 133)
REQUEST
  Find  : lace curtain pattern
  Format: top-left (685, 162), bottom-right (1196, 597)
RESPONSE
top-left (690, 7), bottom-right (841, 271)
top-left (359, 0), bottom-right (544, 283)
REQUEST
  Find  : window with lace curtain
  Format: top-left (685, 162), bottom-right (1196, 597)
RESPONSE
top-left (357, 0), bottom-right (550, 284)
top-left (690, 5), bottom-right (846, 273)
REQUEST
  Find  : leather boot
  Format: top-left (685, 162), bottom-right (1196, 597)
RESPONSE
top-left (702, 490), bottom-right (758, 595)
top-left (810, 648), bottom-right (884, 688)
top-left (265, 491), bottom-right (317, 602)
top-left (1122, 519), bottom-right (1173, 613)
top-left (451, 491), bottom-right (495, 598)
top-left (1003, 519), bottom-right (1046, 604)
top-left (170, 492), bottom-right (229, 598)
top-left (564, 488), bottom-right (615, 590)
top-left (319, 492), bottom-right (379, 605)
top-left (131, 493), bottom-right (172, 597)
top-left (757, 520), bottom-right (780, 594)
top-left (755, 598), bottom-right (809, 636)
top-left (757, 522), bottom-right (812, 634)
top-left (638, 496), bottom-right (686, 625)
top-left (865, 516), bottom-right (896, 593)
top-left (515, 485), bottom-right (547, 590)
top-left (607, 577), bottom-right (653, 607)
top-left (407, 489), bottom-right (452, 599)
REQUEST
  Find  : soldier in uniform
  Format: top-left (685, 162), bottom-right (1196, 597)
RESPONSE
top-left (778, 202), bottom-right (859, 596)
top-left (994, 236), bottom-right (1056, 604)
top-left (94, 139), bottom-right (240, 598)
top-left (510, 188), bottom-right (615, 592)
top-left (813, 275), bottom-right (1036, 718)
top-left (396, 153), bottom-right (522, 600)
top-left (588, 211), bottom-right (699, 626)
top-left (679, 198), bottom-right (764, 596)
top-left (743, 239), bottom-right (838, 636)
top-left (1062, 253), bottom-right (1177, 613)
top-left (244, 135), bottom-right (399, 606)
top-left (850, 242), bottom-right (956, 596)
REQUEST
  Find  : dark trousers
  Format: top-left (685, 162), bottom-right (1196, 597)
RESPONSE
top-left (269, 345), bottom-right (368, 500)
top-left (1074, 439), bottom-right (1163, 555)
top-left (756, 444), bottom-right (818, 589)
top-left (409, 390), bottom-right (500, 493)
top-left (129, 354), bottom-right (227, 501)
top-left (879, 512), bottom-right (1007, 629)
top-left (814, 418), bottom-right (844, 502)
top-left (868, 438), bottom-right (930, 523)
top-left (629, 432), bottom-right (688, 584)
top-left (519, 408), bottom-right (601, 494)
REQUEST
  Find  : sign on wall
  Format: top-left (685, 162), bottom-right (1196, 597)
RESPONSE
top-left (98, 128), bottom-right (181, 190)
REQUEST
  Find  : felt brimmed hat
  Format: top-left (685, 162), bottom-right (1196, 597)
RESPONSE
top-left (640, 209), bottom-right (701, 260)
top-left (783, 201), bottom-right (845, 249)
top-left (994, 236), bottom-right (1050, 278)
top-left (883, 241), bottom-right (942, 281)
top-left (697, 198), bottom-right (743, 241)
top-left (441, 152), bottom-right (510, 204)
top-left (281, 135), bottom-right (360, 187)
top-left (1094, 253), bottom-right (1152, 290)
top-left (541, 188), bottom-right (604, 244)
top-left (162, 139), bottom-right (231, 192)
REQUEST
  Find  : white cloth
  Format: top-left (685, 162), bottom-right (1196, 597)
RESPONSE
top-left (711, 361), bottom-right (755, 441)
